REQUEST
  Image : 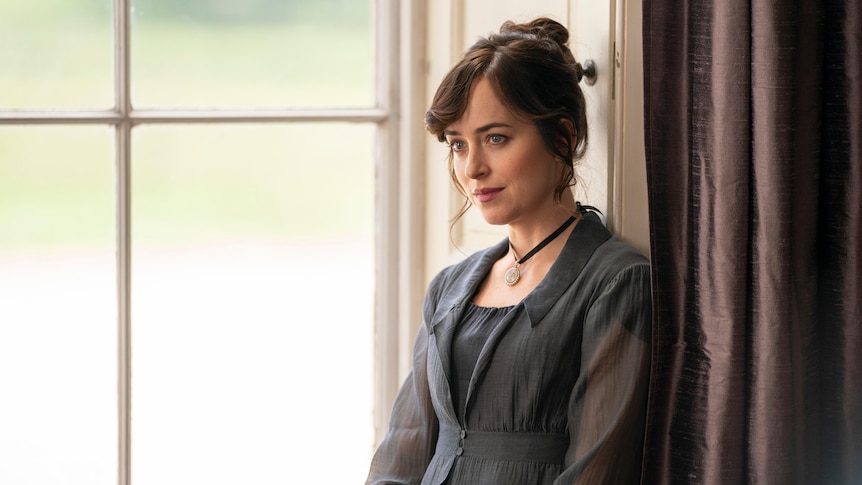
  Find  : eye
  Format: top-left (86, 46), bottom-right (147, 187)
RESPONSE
top-left (488, 134), bottom-right (506, 144)
top-left (448, 139), bottom-right (466, 152)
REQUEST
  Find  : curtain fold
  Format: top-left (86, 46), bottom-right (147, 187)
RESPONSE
top-left (642, 0), bottom-right (861, 483)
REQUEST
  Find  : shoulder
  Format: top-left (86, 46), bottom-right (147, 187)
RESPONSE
top-left (580, 236), bottom-right (651, 302)
top-left (568, 214), bottom-right (649, 286)
top-left (567, 217), bottom-right (651, 303)
top-left (592, 236), bottom-right (650, 276)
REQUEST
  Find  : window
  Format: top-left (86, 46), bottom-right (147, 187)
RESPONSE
top-left (0, 0), bottom-right (412, 483)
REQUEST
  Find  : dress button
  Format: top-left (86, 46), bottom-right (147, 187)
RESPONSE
top-left (459, 430), bottom-right (466, 438)
top-left (455, 447), bottom-right (463, 456)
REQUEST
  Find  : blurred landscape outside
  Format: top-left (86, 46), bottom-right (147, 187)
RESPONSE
top-left (0, 1), bottom-right (376, 483)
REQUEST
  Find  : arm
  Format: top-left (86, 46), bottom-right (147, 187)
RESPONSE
top-left (365, 325), bottom-right (439, 485)
top-left (556, 263), bottom-right (652, 484)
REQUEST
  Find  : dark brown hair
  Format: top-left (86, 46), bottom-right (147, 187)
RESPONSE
top-left (425, 17), bottom-right (589, 223)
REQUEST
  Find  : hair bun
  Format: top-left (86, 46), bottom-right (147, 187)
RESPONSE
top-left (500, 17), bottom-right (570, 47)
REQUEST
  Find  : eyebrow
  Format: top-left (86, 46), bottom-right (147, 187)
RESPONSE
top-left (443, 122), bottom-right (513, 137)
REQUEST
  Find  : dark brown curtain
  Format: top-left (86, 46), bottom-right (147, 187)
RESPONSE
top-left (641, 0), bottom-right (861, 483)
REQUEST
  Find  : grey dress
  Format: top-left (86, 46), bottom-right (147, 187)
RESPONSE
top-left (366, 214), bottom-right (652, 485)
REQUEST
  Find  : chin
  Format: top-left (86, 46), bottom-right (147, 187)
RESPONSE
top-left (477, 211), bottom-right (511, 227)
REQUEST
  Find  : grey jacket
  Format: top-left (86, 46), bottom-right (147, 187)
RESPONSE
top-left (367, 215), bottom-right (652, 485)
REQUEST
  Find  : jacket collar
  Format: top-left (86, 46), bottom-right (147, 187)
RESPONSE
top-left (429, 213), bottom-right (612, 332)
top-left (521, 215), bottom-right (611, 326)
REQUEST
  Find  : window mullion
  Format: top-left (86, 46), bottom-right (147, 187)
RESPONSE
top-left (130, 108), bottom-right (386, 124)
top-left (373, 0), bottom-right (401, 445)
top-left (396, 0), bottom-right (427, 391)
top-left (114, 0), bottom-right (132, 484)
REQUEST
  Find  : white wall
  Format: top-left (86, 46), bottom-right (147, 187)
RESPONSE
top-left (613, 0), bottom-right (650, 255)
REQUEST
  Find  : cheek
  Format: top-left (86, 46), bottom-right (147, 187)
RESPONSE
top-left (555, 160), bottom-right (573, 188)
top-left (524, 159), bottom-right (563, 197)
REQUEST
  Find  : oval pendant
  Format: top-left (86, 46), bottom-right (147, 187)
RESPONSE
top-left (504, 266), bottom-right (520, 286)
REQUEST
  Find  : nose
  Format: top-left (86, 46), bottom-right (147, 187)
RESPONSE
top-left (463, 147), bottom-right (487, 180)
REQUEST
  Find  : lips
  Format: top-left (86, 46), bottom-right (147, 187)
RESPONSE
top-left (473, 187), bottom-right (504, 203)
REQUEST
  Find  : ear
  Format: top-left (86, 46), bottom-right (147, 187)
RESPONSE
top-left (560, 118), bottom-right (576, 142)
top-left (556, 118), bottom-right (577, 159)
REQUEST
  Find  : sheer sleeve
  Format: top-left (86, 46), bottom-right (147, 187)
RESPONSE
top-left (365, 324), bottom-right (439, 485)
top-left (555, 262), bottom-right (652, 484)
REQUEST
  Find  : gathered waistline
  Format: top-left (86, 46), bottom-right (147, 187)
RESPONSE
top-left (435, 423), bottom-right (568, 465)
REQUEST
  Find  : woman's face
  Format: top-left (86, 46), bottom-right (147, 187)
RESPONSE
top-left (444, 77), bottom-right (566, 228)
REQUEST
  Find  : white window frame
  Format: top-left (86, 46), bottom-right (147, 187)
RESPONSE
top-left (0, 0), bottom-right (426, 479)
top-left (373, 0), bottom-right (427, 448)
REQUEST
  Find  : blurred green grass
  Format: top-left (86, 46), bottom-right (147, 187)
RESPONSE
top-left (0, 1), bottom-right (375, 251)
top-left (131, 123), bottom-right (374, 246)
top-left (0, 122), bottom-right (375, 250)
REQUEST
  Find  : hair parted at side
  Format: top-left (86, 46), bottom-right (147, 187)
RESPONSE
top-left (425, 17), bottom-right (589, 223)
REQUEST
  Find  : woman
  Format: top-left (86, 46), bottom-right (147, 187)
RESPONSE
top-left (367, 17), bottom-right (651, 485)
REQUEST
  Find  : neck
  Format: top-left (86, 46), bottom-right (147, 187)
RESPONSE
top-left (508, 204), bottom-right (577, 252)
top-left (508, 211), bottom-right (578, 263)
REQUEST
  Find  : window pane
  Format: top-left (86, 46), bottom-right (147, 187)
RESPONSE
top-left (0, 127), bottom-right (116, 484)
top-left (0, 2), bottom-right (113, 110)
top-left (131, 124), bottom-right (375, 484)
top-left (131, 0), bottom-right (374, 109)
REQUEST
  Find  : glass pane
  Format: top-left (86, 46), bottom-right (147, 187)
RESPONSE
top-left (131, 123), bottom-right (375, 484)
top-left (132, 0), bottom-right (374, 109)
top-left (0, 2), bottom-right (113, 110)
top-left (0, 127), bottom-right (116, 484)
